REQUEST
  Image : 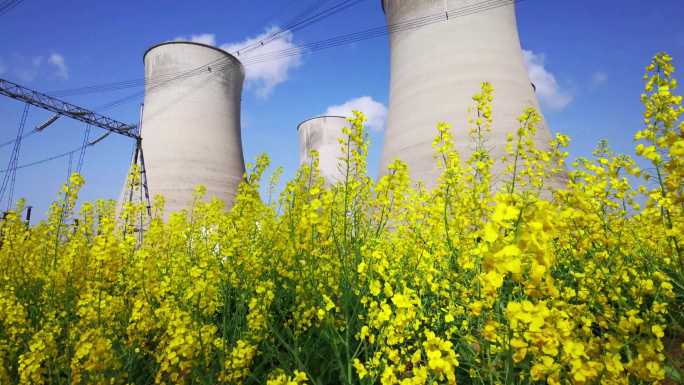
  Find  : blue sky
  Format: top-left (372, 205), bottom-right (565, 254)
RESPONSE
top-left (1, 0), bottom-right (683, 218)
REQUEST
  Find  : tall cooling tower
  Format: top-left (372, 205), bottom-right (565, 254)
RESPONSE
top-left (298, 116), bottom-right (348, 183)
top-left (380, 0), bottom-right (557, 189)
top-left (139, 41), bottom-right (245, 214)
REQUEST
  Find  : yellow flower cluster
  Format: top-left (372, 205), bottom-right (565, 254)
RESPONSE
top-left (0, 53), bottom-right (682, 384)
top-left (266, 370), bottom-right (308, 385)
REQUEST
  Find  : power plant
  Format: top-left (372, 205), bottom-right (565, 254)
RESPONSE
top-left (298, 116), bottom-right (349, 183)
top-left (0, 0), bottom-right (573, 220)
top-left (379, 0), bottom-right (557, 189)
top-left (116, 1), bottom-right (558, 215)
top-left (135, 42), bottom-right (245, 214)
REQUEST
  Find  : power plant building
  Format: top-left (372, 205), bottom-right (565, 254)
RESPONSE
top-left (379, 0), bottom-right (559, 189)
top-left (298, 116), bottom-right (349, 183)
top-left (137, 41), bottom-right (245, 214)
top-left (127, 0), bottom-right (557, 215)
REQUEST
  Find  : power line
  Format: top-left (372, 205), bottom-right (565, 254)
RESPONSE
top-left (52, 0), bottom-right (520, 117)
top-left (236, 0), bottom-right (365, 56)
top-left (206, 0), bottom-right (522, 68)
top-left (0, 0), bottom-right (523, 176)
top-left (287, 0), bottom-right (364, 33)
top-left (257, 0), bottom-right (334, 30)
top-left (97, 90), bottom-right (145, 111)
top-left (151, 0), bottom-right (523, 111)
top-left (0, 140), bottom-right (103, 174)
top-left (50, 0), bottom-right (519, 102)
top-left (47, 0), bottom-right (522, 147)
top-left (49, 0), bottom-right (368, 98)
top-left (0, 0), bottom-right (24, 16)
top-left (0, 129), bottom-right (37, 149)
top-left (287, 0), bottom-right (338, 25)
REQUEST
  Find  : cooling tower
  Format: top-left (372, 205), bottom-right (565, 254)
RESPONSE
top-left (139, 41), bottom-right (245, 214)
top-left (380, 0), bottom-right (558, 189)
top-left (298, 116), bottom-right (348, 183)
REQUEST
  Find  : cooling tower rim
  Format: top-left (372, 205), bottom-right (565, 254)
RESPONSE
top-left (143, 41), bottom-right (243, 69)
top-left (296, 115), bottom-right (348, 131)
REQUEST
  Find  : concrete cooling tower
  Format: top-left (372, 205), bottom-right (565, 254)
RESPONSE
top-left (298, 116), bottom-right (349, 183)
top-left (137, 41), bottom-right (245, 214)
top-left (379, 0), bottom-right (558, 189)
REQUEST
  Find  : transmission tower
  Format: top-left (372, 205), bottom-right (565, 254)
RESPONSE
top-left (0, 78), bottom-right (152, 219)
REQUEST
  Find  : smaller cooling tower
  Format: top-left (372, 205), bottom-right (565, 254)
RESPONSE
top-left (136, 41), bottom-right (245, 215)
top-left (298, 116), bottom-right (349, 183)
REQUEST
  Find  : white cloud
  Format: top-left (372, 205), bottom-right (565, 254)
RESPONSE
top-left (48, 53), bottom-right (68, 79)
top-left (592, 71), bottom-right (608, 86)
top-left (172, 28), bottom-right (301, 98)
top-left (221, 27), bottom-right (301, 98)
top-left (523, 50), bottom-right (573, 110)
top-left (324, 96), bottom-right (387, 132)
top-left (174, 33), bottom-right (216, 46)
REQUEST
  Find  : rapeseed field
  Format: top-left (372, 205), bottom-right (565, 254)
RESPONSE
top-left (0, 53), bottom-right (682, 384)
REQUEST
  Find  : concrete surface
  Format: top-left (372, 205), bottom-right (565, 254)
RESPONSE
top-left (136, 41), bottom-right (245, 215)
top-left (298, 116), bottom-right (350, 183)
top-left (380, 0), bottom-right (562, 190)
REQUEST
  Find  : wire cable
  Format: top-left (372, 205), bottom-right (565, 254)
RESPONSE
top-left (0, 0), bottom-right (523, 178)
top-left (0, 129), bottom-right (38, 149)
top-left (0, 0), bottom-right (528, 215)
top-left (0, 138), bottom-right (108, 174)
top-left (0, 0), bottom-right (24, 16)
top-left (61, 0), bottom-right (520, 113)
top-left (236, 0), bottom-right (365, 56)
top-left (49, 0), bottom-right (368, 97)
top-left (71, 0), bottom-right (520, 114)
top-left (208, 0), bottom-right (520, 68)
